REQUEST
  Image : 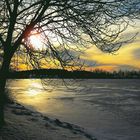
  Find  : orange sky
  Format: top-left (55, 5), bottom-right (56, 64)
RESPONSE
top-left (14, 21), bottom-right (140, 72)
top-left (82, 24), bottom-right (140, 72)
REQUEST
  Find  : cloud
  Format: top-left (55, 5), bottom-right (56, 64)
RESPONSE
top-left (115, 64), bottom-right (140, 71)
top-left (97, 63), bottom-right (139, 71)
top-left (132, 48), bottom-right (140, 60)
top-left (90, 63), bottom-right (140, 71)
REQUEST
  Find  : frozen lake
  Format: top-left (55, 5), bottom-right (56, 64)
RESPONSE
top-left (7, 79), bottom-right (140, 140)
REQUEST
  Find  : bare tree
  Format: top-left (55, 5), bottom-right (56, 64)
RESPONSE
top-left (0, 0), bottom-right (140, 127)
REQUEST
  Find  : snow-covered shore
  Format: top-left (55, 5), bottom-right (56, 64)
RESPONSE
top-left (0, 103), bottom-right (96, 140)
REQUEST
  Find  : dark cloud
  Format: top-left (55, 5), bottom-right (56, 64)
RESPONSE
top-left (83, 59), bottom-right (97, 66)
top-left (132, 48), bottom-right (140, 60)
top-left (93, 63), bottom-right (140, 71)
top-left (115, 64), bottom-right (140, 71)
top-left (118, 32), bottom-right (140, 48)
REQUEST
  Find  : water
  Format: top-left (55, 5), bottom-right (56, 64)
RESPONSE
top-left (7, 79), bottom-right (140, 140)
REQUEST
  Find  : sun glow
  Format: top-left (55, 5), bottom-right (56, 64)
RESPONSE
top-left (29, 33), bottom-right (46, 50)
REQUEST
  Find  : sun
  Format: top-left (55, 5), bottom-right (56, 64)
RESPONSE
top-left (29, 33), bottom-right (46, 50)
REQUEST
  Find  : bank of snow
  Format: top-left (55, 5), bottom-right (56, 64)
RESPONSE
top-left (0, 103), bottom-right (96, 140)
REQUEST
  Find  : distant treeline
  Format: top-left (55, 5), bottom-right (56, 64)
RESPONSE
top-left (7, 69), bottom-right (140, 79)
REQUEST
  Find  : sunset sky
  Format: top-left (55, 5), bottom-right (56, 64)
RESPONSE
top-left (15, 21), bottom-right (140, 72)
top-left (82, 22), bottom-right (140, 72)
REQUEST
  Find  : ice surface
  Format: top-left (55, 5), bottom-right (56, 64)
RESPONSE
top-left (7, 79), bottom-right (140, 140)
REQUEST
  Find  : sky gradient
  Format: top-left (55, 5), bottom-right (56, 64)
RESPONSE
top-left (14, 21), bottom-right (140, 72)
top-left (82, 22), bottom-right (140, 72)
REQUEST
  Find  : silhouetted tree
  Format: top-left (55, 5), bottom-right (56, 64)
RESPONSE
top-left (0, 0), bottom-right (140, 127)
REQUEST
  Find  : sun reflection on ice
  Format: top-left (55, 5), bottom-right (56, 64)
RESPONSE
top-left (27, 89), bottom-right (40, 96)
top-left (26, 82), bottom-right (42, 96)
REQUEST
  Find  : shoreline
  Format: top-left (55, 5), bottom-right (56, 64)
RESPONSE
top-left (0, 102), bottom-right (96, 140)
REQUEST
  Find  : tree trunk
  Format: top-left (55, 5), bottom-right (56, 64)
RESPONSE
top-left (0, 77), bottom-right (6, 127)
top-left (0, 53), bottom-right (12, 128)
